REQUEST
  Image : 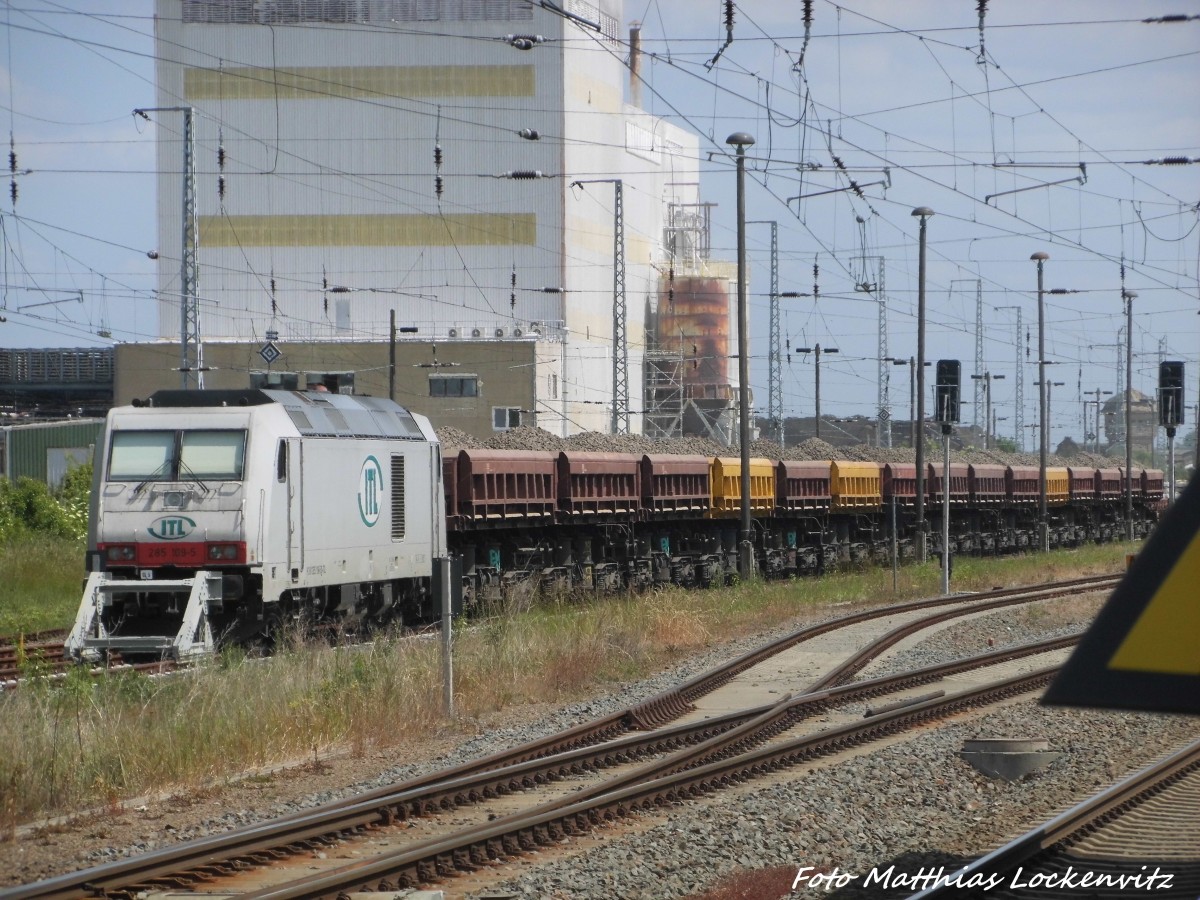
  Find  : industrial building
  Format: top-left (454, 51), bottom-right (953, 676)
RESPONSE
top-left (125, 0), bottom-right (743, 441)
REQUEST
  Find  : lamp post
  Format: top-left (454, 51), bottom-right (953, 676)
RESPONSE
top-left (728, 131), bottom-right (755, 579)
top-left (1123, 289), bottom-right (1137, 541)
top-left (912, 207), bottom-right (934, 563)
top-left (797, 344), bottom-right (838, 438)
top-left (970, 372), bottom-right (1005, 449)
top-left (1031, 251), bottom-right (1050, 553)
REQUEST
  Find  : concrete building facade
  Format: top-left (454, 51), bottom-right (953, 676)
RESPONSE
top-left (148, 0), bottom-right (712, 437)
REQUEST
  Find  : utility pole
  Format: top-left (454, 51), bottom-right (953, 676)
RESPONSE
top-left (797, 343), bottom-right (838, 438)
top-left (971, 372), bottom-right (1005, 449)
top-left (1032, 251), bottom-right (1050, 553)
top-left (1123, 290), bottom-right (1137, 540)
top-left (1084, 388), bottom-right (1112, 453)
top-left (727, 132), bottom-right (755, 580)
top-left (912, 206), bottom-right (934, 565)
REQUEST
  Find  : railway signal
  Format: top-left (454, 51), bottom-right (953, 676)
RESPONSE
top-left (1158, 360), bottom-right (1185, 427)
top-left (935, 359), bottom-right (960, 423)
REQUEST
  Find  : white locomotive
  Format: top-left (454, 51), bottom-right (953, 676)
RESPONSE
top-left (66, 389), bottom-right (446, 661)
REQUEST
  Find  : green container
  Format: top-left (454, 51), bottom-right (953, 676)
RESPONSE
top-left (1, 419), bottom-right (104, 487)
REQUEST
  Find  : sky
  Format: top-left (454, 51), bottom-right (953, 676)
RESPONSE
top-left (1, 1), bottom-right (1198, 452)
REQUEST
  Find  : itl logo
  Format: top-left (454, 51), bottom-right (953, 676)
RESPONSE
top-left (147, 515), bottom-right (196, 540)
top-left (358, 455), bottom-right (383, 527)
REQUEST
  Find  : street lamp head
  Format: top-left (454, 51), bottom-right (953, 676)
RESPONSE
top-left (726, 132), bottom-right (756, 151)
top-left (1122, 289), bottom-right (1138, 300)
top-left (1030, 251), bottom-right (1050, 261)
top-left (911, 206), bottom-right (934, 218)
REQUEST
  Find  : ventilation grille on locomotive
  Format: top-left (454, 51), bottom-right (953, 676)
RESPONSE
top-left (391, 455), bottom-right (406, 540)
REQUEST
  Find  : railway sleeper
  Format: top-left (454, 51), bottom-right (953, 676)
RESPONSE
top-left (466, 843), bottom-right (491, 865)
top-left (417, 858), bottom-right (438, 880)
top-left (398, 865), bottom-right (422, 888)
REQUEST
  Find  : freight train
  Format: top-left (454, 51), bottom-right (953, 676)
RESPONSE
top-left (65, 389), bottom-right (1163, 662)
top-left (445, 449), bottom-right (1163, 606)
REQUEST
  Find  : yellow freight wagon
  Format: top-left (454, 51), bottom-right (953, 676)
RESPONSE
top-left (831, 460), bottom-right (883, 511)
top-left (1045, 466), bottom-right (1070, 506)
top-left (710, 457), bottom-right (776, 517)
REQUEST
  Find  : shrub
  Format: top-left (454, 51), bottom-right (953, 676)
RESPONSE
top-left (0, 463), bottom-right (91, 543)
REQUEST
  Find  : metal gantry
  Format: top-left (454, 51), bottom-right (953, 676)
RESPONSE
top-left (139, 105), bottom-right (203, 389)
top-left (952, 279), bottom-right (983, 433)
top-left (571, 178), bottom-right (628, 433)
top-left (611, 180), bottom-right (628, 433)
top-left (996, 304), bottom-right (1024, 449)
top-left (973, 280), bottom-right (983, 431)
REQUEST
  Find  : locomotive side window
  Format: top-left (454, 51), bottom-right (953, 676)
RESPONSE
top-left (108, 431), bottom-right (174, 480)
top-left (180, 431), bottom-right (246, 480)
top-left (276, 440), bottom-right (287, 482)
top-left (107, 429), bottom-right (246, 482)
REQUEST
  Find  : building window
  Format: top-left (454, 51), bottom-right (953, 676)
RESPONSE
top-left (429, 375), bottom-right (479, 397)
top-left (492, 407), bottom-right (521, 431)
top-left (547, 373), bottom-right (558, 399)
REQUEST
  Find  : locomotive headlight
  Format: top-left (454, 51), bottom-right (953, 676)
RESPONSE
top-left (105, 545), bottom-right (136, 562)
top-left (208, 543), bottom-right (239, 560)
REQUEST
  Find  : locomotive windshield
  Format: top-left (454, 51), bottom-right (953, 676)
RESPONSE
top-left (109, 429), bottom-right (247, 482)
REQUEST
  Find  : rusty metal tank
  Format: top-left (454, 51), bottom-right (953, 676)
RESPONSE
top-left (656, 275), bottom-right (734, 403)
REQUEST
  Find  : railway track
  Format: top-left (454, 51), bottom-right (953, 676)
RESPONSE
top-left (912, 737), bottom-right (1200, 898)
top-left (0, 575), bottom-right (1115, 900)
top-left (0, 638), bottom-right (67, 683)
top-left (0, 575), bottom-right (1116, 694)
top-left (0, 644), bottom-right (174, 688)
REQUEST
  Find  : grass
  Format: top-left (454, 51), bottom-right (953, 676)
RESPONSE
top-left (0, 542), bottom-right (1137, 833)
top-left (0, 533), bottom-right (85, 637)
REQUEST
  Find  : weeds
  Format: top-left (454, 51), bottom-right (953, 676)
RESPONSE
top-left (0, 542), bottom-right (1134, 832)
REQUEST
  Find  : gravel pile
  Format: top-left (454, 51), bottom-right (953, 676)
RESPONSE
top-left (434, 425), bottom-right (480, 451)
top-left (435, 426), bottom-right (1117, 469)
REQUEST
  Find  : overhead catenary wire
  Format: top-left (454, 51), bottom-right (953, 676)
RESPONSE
top-left (0, 3), bottom-right (1195, 418)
